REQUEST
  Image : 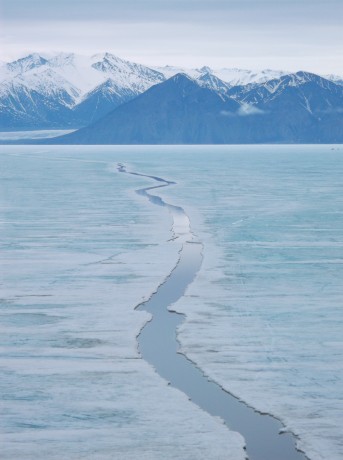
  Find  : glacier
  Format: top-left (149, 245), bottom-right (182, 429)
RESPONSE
top-left (1, 145), bottom-right (343, 460)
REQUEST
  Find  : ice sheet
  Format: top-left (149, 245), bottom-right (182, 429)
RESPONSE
top-left (140, 145), bottom-right (343, 460)
top-left (0, 146), bottom-right (245, 460)
top-left (3, 144), bottom-right (343, 460)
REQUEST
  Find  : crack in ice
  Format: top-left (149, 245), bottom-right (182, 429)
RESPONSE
top-left (118, 162), bottom-right (308, 460)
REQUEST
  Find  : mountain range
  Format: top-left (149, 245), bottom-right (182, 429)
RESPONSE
top-left (0, 53), bottom-right (166, 129)
top-left (52, 71), bottom-right (343, 144)
top-left (1, 52), bottom-right (343, 143)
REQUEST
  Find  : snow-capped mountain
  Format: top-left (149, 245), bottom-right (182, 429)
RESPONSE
top-left (1, 52), bottom-right (342, 133)
top-left (48, 72), bottom-right (343, 145)
top-left (73, 78), bottom-right (137, 124)
top-left (197, 72), bottom-right (231, 94)
top-left (229, 71), bottom-right (343, 112)
top-left (4, 53), bottom-right (49, 77)
top-left (154, 65), bottom-right (203, 79)
top-left (0, 52), bottom-right (166, 129)
top-left (155, 65), bottom-right (288, 86)
top-left (49, 73), bottom-right (241, 144)
top-left (91, 53), bottom-right (165, 92)
top-left (0, 79), bottom-right (76, 129)
top-left (213, 68), bottom-right (288, 86)
top-left (324, 74), bottom-right (343, 86)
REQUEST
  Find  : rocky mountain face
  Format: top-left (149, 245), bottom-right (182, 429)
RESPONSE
top-left (48, 72), bottom-right (343, 144)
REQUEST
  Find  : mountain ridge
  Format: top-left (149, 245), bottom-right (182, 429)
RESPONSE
top-left (1, 52), bottom-right (343, 143)
top-left (43, 71), bottom-right (343, 145)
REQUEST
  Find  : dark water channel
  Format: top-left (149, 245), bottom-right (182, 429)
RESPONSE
top-left (118, 163), bottom-right (307, 460)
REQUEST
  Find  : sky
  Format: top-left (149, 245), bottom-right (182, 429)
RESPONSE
top-left (1, 0), bottom-right (342, 74)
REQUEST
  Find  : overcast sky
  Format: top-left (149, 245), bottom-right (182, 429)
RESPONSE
top-left (1, 0), bottom-right (342, 73)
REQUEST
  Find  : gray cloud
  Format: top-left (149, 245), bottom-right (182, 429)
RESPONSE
top-left (1, 0), bottom-right (342, 73)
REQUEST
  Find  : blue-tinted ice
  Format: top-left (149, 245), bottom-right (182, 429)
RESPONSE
top-left (1, 145), bottom-right (343, 460)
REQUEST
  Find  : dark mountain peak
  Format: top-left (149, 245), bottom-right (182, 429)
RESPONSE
top-left (169, 72), bottom-right (196, 84)
top-left (153, 73), bottom-right (236, 105)
top-left (51, 69), bottom-right (243, 144)
top-left (80, 78), bottom-right (136, 103)
top-left (140, 73), bottom-right (236, 109)
top-left (82, 78), bottom-right (116, 98)
top-left (159, 73), bottom-right (202, 93)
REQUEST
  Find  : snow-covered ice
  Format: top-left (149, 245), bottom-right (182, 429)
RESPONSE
top-left (0, 146), bottom-right (245, 460)
top-left (2, 145), bottom-right (343, 460)
top-left (142, 145), bottom-right (343, 460)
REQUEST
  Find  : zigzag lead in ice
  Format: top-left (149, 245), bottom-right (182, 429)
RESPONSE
top-left (117, 163), bottom-right (308, 460)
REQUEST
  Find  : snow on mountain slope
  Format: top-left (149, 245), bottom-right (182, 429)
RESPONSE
top-left (228, 71), bottom-right (343, 102)
top-left (73, 78), bottom-right (137, 124)
top-left (156, 64), bottom-right (343, 88)
top-left (213, 68), bottom-right (287, 85)
top-left (324, 74), bottom-right (343, 86)
top-left (5, 53), bottom-right (48, 77)
top-left (228, 72), bottom-right (343, 129)
top-left (0, 62), bottom-right (83, 129)
top-left (197, 72), bottom-right (231, 94)
top-left (155, 65), bottom-right (288, 86)
top-left (2, 52), bottom-right (165, 100)
top-left (0, 79), bottom-right (76, 129)
top-left (155, 65), bottom-right (202, 79)
top-left (1, 52), bottom-right (342, 131)
top-left (0, 53), bottom-right (166, 129)
top-left (91, 53), bottom-right (165, 92)
top-left (50, 71), bottom-right (343, 145)
top-left (45, 53), bottom-right (105, 94)
top-left (35, 52), bottom-right (165, 97)
top-left (0, 61), bottom-right (11, 83)
top-left (11, 68), bottom-right (81, 106)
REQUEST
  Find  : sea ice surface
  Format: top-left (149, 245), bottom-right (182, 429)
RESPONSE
top-left (0, 146), bottom-right (245, 460)
top-left (2, 144), bottom-right (343, 460)
top-left (138, 145), bottom-right (343, 460)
